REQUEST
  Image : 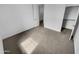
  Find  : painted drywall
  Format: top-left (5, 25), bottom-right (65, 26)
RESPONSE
top-left (44, 4), bottom-right (66, 32)
top-left (74, 18), bottom-right (79, 54)
top-left (33, 4), bottom-right (39, 26)
top-left (39, 4), bottom-right (44, 21)
top-left (66, 4), bottom-right (79, 7)
top-left (0, 39), bottom-right (4, 54)
top-left (0, 4), bottom-right (39, 39)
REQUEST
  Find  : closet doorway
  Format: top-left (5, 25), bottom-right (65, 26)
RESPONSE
top-left (63, 6), bottom-right (79, 40)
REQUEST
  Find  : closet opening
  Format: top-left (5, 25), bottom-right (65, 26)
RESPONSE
top-left (62, 6), bottom-right (78, 40)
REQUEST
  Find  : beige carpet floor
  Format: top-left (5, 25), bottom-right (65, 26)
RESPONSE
top-left (3, 26), bottom-right (74, 54)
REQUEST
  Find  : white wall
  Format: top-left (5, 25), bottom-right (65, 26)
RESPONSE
top-left (44, 4), bottom-right (66, 32)
top-left (0, 39), bottom-right (4, 54)
top-left (33, 4), bottom-right (39, 26)
top-left (39, 4), bottom-right (44, 21)
top-left (0, 4), bottom-right (39, 39)
top-left (66, 4), bottom-right (79, 7)
top-left (73, 16), bottom-right (79, 54)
